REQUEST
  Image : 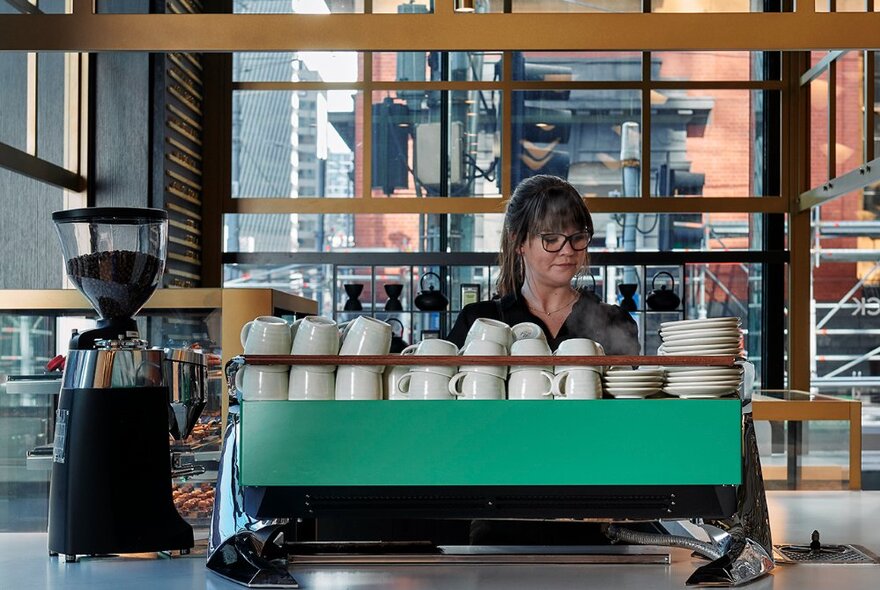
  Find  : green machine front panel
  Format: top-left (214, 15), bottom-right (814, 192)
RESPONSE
top-left (239, 400), bottom-right (742, 487)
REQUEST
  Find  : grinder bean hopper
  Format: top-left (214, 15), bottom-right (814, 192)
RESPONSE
top-left (48, 207), bottom-right (205, 561)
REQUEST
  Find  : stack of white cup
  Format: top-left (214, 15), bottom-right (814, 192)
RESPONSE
top-left (288, 316), bottom-right (340, 400)
top-left (448, 318), bottom-right (513, 400)
top-left (237, 316), bottom-right (294, 400)
top-left (395, 339), bottom-right (459, 400)
top-left (507, 322), bottom-right (554, 400)
top-left (335, 316), bottom-right (393, 400)
top-left (552, 338), bottom-right (606, 400)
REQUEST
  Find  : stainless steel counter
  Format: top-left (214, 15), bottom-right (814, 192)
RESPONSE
top-left (3, 491), bottom-right (879, 590)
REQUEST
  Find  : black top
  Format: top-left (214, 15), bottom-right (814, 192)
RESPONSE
top-left (446, 288), bottom-right (640, 354)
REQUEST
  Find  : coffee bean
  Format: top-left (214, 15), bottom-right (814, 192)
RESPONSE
top-left (67, 251), bottom-right (164, 318)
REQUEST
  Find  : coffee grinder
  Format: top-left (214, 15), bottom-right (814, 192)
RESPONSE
top-left (48, 207), bottom-right (197, 560)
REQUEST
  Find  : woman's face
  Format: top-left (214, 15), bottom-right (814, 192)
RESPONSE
top-left (519, 224), bottom-right (587, 291)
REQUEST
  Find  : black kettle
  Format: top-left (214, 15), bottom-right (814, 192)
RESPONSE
top-left (414, 271), bottom-right (448, 311)
top-left (646, 271), bottom-right (681, 311)
top-left (387, 318), bottom-right (409, 353)
top-left (580, 272), bottom-right (601, 302)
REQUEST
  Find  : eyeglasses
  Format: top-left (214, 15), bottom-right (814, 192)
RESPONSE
top-left (538, 231), bottom-right (592, 253)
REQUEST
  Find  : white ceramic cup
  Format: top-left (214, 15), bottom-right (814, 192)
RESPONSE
top-left (510, 337), bottom-right (553, 372)
top-left (240, 316), bottom-right (294, 355)
top-left (384, 365), bottom-right (411, 400)
top-left (338, 316), bottom-right (393, 372)
top-left (448, 371), bottom-right (506, 400)
top-left (507, 369), bottom-right (555, 400)
top-left (511, 321), bottom-right (547, 343)
top-left (463, 317), bottom-right (513, 351)
top-left (554, 338), bottom-right (606, 374)
top-left (235, 365), bottom-right (289, 401)
top-left (551, 369), bottom-right (603, 400)
top-left (399, 339), bottom-right (459, 377)
top-left (291, 316), bottom-right (339, 358)
top-left (397, 370), bottom-right (453, 400)
top-left (288, 367), bottom-right (335, 400)
top-left (335, 365), bottom-right (382, 400)
top-left (459, 339), bottom-right (508, 379)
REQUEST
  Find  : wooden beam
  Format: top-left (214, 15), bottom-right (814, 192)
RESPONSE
top-left (0, 13), bottom-right (880, 52)
top-left (229, 196), bottom-right (787, 215)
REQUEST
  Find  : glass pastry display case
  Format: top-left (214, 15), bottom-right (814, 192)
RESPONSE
top-left (0, 288), bottom-right (317, 533)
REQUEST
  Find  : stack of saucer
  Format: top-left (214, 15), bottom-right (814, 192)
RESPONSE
top-left (657, 317), bottom-right (744, 357)
top-left (602, 366), bottom-right (664, 399)
top-left (662, 365), bottom-right (743, 398)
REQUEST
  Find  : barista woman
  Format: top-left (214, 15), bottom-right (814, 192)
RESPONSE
top-left (447, 174), bottom-right (639, 355)
top-left (447, 175), bottom-right (640, 545)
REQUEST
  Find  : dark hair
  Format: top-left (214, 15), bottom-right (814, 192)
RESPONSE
top-left (496, 175), bottom-right (593, 297)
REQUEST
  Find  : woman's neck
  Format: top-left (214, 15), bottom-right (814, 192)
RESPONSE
top-left (520, 279), bottom-right (579, 317)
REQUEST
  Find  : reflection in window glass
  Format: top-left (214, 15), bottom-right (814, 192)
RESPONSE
top-left (876, 54), bottom-right (880, 159)
top-left (585, 212), bottom-right (757, 253)
top-left (835, 52), bottom-right (863, 178)
top-left (651, 89), bottom-right (773, 197)
top-left (811, 258), bottom-right (880, 402)
top-left (481, 0), bottom-right (641, 12)
top-left (514, 52), bottom-right (641, 82)
top-left (512, 89), bottom-right (641, 196)
top-left (373, 52), bottom-right (501, 82)
top-left (225, 212), bottom-right (760, 256)
top-left (652, 0), bottom-right (765, 11)
top-left (37, 0), bottom-right (68, 13)
top-left (234, 0), bottom-right (363, 13)
top-left (652, 51), bottom-right (769, 82)
top-left (371, 91), bottom-right (502, 198)
top-left (835, 0), bottom-right (869, 10)
top-left (231, 90), bottom-right (359, 198)
top-left (234, 52), bottom-right (361, 83)
top-left (373, 0), bottom-right (432, 13)
top-left (810, 69), bottom-right (830, 188)
top-left (225, 213), bottom-right (423, 252)
top-left (820, 0), bottom-right (871, 10)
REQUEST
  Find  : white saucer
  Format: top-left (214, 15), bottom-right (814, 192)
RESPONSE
top-left (660, 348), bottom-right (744, 357)
top-left (605, 386), bottom-right (659, 398)
top-left (663, 384), bottom-right (740, 396)
top-left (665, 371), bottom-right (742, 381)
top-left (606, 366), bottom-right (664, 376)
top-left (660, 334), bottom-right (742, 346)
top-left (659, 342), bottom-right (744, 353)
top-left (660, 317), bottom-right (741, 330)
top-left (659, 339), bottom-right (743, 350)
top-left (665, 378), bottom-right (742, 387)
top-left (604, 371), bottom-right (664, 378)
top-left (604, 375), bottom-right (665, 384)
top-left (663, 366), bottom-right (743, 375)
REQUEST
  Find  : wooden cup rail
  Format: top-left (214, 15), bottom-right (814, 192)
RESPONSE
top-left (240, 354), bottom-right (740, 368)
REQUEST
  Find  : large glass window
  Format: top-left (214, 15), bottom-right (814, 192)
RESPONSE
top-left (232, 90), bottom-right (360, 198)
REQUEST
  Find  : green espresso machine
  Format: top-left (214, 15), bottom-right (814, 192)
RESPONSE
top-left (207, 356), bottom-right (773, 588)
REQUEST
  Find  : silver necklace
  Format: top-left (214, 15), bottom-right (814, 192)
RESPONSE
top-left (527, 291), bottom-right (579, 317)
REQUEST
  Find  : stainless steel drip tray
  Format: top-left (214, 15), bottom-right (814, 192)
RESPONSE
top-left (773, 543), bottom-right (880, 564)
top-left (289, 544), bottom-right (671, 566)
